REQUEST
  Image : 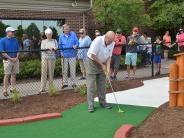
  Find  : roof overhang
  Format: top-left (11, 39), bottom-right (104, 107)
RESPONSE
top-left (0, 0), bottom-right (92, 12)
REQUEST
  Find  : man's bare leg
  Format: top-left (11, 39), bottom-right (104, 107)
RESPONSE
top-left (132, 65), bottom-right (136, 79)
top-left (127, 65), bottom-right (130, 78)
top-left (3, 74), bottom-right (10, 96)
top-left (11, 74), bottom-right (16, 90)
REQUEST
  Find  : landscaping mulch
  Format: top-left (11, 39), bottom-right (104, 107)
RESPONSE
top-left (129, 102), bottom-right (184, 138)
top-left (0, 79), bottom-right (143, 119)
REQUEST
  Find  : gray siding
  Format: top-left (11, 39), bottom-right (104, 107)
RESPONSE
top-left (0, 0), bottom-right (91, 12)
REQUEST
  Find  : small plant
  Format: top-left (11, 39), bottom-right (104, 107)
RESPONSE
top-left (10, 89), bottom-right (22, 104)
top-left (48, 84), bottom-right (58, 97)
top-left (74, 85), bottom-right (87, 95)
top-left (105, 81), bottom-right (111, 89)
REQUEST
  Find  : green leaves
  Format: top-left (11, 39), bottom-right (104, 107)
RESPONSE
top-left (93, 0), bottom-right (151, 34)
top-left (10, 89), bottom-right (22, 104)
top-left (74, 84), bottom-right (87, 95)
top-left (150, 0), bottom-right (184, 32)
top-left (25, 23), bottom-right (40, 39)
top-left (48, 84), bottom-right (58, 97)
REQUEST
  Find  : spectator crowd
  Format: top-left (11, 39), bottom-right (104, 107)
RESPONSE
top-left (0, 24), bottom-right (184, 99)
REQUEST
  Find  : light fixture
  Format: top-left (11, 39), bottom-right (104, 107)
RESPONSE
top-left (72, 0), bottom-right (78, 7)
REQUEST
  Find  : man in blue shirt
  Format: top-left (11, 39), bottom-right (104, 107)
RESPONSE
top-left (59, 24), bottom-right (79, 88)
top-left (0, 27), bottom-right (20, 97)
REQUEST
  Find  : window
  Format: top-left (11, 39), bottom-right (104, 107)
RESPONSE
top-left (0, 19), bottom-right (65, 38)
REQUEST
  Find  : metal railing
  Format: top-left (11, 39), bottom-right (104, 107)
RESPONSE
top-left (0, 40), bottom-right (181, 99)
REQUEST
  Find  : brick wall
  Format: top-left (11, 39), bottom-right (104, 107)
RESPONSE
top-left (0, 9), bottom-right (92, 35)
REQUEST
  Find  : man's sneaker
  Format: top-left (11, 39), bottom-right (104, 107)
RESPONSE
top-left (100, 103), bottom-right (112, 109)
top-left (124, 76), bottom-right (130, 80)
top-left (88, 106), bottom-right (95, 113)
top-left (155, 72), bottom-right (160, 76)
top-left (79, 77), bottom-right (86, 80)
top-left (130, 76), bottom-right (135, 80)
top-left (62, 85), bottom-right (68, 89)
top-left (110, 76), bottom-right (114, 80)
top-left (114, 76), bottom-right (117, 80)
top-left (10, 89), bottom-right (14, 93)
top-left (72, 84), bottom-right (77, 88)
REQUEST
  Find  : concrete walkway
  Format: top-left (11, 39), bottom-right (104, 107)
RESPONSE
top-left (0, 59), bottom-right (175, 99)
top-left (95, 77), bottom-right (169, 108)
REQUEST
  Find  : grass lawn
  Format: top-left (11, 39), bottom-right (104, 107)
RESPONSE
top-left (0, 103), bottom-right (155, 138)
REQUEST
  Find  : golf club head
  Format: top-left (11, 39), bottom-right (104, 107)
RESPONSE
top-left (118, 109), bottom-right (124, 113)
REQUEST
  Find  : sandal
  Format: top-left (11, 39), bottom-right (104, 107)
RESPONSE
top-left (3, 91), bottom-right (9, 97)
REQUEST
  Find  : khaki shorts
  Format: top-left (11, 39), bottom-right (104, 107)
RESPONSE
top-left (3, 60), bottom-right (19, 75)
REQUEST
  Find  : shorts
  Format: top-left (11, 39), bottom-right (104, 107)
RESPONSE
top-left (3, 60), bottom-right (20, 75)
top-left (154, 55), bottom-right (161, 64)
top-left (179, 46), bottom-right (184, 52)
top-left (125, 53), bottom-right (137, 66)
top-left (111, 55), bottom-right (121, 69)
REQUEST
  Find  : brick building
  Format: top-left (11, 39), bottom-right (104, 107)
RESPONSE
top-left (0, 0), bottom-right (94, 36)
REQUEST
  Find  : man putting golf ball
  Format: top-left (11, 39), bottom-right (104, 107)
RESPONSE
top-left (86, 31), bottom-right (115, 112)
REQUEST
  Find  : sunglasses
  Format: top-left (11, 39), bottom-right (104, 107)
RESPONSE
top-left (79, 32), bottom-right (84, 34)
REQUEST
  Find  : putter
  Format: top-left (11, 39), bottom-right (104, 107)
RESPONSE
top-left (106, 75), bottom-right (124, 113)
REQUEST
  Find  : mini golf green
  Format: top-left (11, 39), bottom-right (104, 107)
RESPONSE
top-left (0, 103), bottom-right (155, 138)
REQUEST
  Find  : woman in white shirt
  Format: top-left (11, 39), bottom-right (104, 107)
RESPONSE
top-left (39, 28), bottom-right (58, 94)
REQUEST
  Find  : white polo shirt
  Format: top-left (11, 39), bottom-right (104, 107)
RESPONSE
top-left (87, 35), bottom-right (115, 63)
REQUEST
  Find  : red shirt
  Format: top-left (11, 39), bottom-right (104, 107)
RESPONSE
top-left (113, 35), bottom-right (126, 55)
top-left (163, 35), bottom-right (171, 47)
top-left (176, 33), bottom-right (184, 47)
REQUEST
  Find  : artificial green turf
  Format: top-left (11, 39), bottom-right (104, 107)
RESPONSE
top-left (0, 103), bottom-right (155, 138)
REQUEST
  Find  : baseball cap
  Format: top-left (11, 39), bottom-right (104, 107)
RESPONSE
top-left (179, 28), bottom-right (183, 31)
top-left (5, 27), bottom-right (16, 32)
top-left (116, 28), bottom-right (122, 33)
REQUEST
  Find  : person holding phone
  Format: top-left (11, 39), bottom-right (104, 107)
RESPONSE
top-left (110, 28), bottom-right (126, 80)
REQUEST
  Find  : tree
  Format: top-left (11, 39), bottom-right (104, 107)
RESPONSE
top-left (43, 26), bottom-right (47, 32)
top-left (50, 27), bottom-right (58, 40)
top-left (16, 25), bottom-right (24, 40)
top-left (0, 21), bottom-right (8, 37)
top-left (25, 23), bottom-right (40, 39)
top-left (150, 0), bottom-right (184, 35)
top-left (57, 20), bottom-right (65, 27)
top-left (93, 0), bottom-right (151, 34)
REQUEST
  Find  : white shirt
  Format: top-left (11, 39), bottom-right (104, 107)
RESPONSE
top-left (87, 35), bottom-right (114, 63)
top-left (41, 39), bottom-right (58, 59)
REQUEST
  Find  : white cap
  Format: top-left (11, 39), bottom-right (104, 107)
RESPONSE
top-left (45, 28), bottom-right (53, 35)
top-left (6, 27), bottom-right (16, 32)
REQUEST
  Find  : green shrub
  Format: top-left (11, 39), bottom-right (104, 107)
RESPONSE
top-left (0, 57), bottom-right (81, 83)
top-left (168, 50), bottom-right (178, 59)
top-left (105, 81), bottom-right (111, 89)
top-left (48, 84), bottom-right (58, 97)
top-left (0, 55), bottom-right (143, 83)
top-left (10, 89), bottom-right (22, 104)
top-left (74, 84), bottom-right (87, 95)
